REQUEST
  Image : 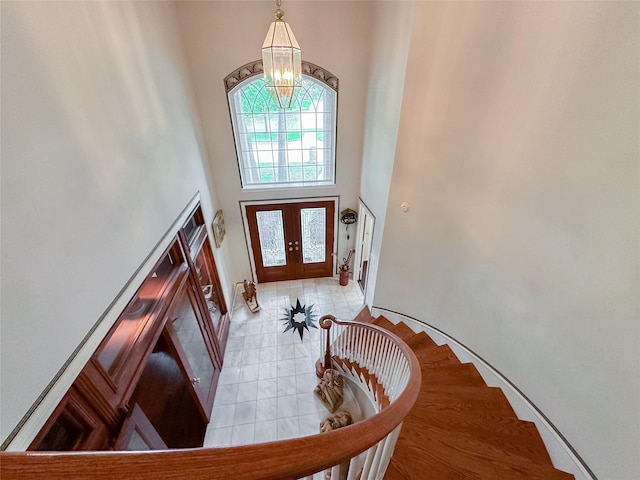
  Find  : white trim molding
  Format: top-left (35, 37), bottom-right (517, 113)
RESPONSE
top-left (371, 307), bottom-right (597, 480)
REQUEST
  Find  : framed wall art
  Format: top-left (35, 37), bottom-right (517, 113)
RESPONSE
top-left (212, 209), bottom-right (226, 248)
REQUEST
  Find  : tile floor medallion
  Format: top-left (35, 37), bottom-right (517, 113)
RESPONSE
top-left (204, 278), bottom-right (365, 447)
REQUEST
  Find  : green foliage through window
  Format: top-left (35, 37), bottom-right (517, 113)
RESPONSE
top-left (229, 73), bottom-right (337, 188)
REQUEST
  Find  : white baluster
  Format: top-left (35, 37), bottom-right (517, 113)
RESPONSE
top-left (390, 350), bottom-right (401, 398)
top-left (387, 348), bottom-right (401, 400)
top-left (368, 437), bottom-right (387, 480)
top-left (371, 328), bottom-right (378, 372)
top-left (380, 338), bottom-right (392, 392)
top-left (366, 330), bottom-right (376, 376)
top-left (346, 455), bottom-right (361, 480)
top-left (375, 424), bottom-right (403, 480)
top-left (359, 444), bottom-right (377, 480)
top-left (361, 327), bottom-right (368, 367)
top-left (390, 348), bottom-right (403, 400)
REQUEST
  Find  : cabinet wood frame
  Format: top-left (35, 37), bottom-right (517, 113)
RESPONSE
top-left (30, 203), bottom-right (229, 451)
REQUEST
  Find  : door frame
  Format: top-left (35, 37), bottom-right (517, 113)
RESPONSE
top-left (241, 196), bottom-right (339, 284)
top-left (353, 199), bottom-right (375, 299)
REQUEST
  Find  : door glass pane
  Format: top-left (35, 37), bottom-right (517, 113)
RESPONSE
top-left (256, 210), bottom-right (287, 267)
top-left (300, 207), bottom-right (326, 264)
top-left (171, 293), bottom-right (214, 400)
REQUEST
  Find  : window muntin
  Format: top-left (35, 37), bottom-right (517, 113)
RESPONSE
top-left (229, 75), bottom-right (336, 189)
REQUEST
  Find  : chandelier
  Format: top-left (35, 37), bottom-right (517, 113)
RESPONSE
top-left (261, 0), bottom-right (302, 109)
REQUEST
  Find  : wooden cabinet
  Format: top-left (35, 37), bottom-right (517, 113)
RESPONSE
top-left (30, 387), bottom-right (110, 451)
top-left (30, 203), bottom-right (228, 451)
top-left (181, 206), bottom-right (230, 359)
top-left (164, 277), bottom-right (220, 421)
top-left (114, 405), bottom-right (167, 451)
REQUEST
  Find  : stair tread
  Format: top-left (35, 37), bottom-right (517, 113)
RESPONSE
top-left (388, 321), bottom-right (417, 340)
top-left (421, 363), bottom-right (486, 387)
top-left (354, 306), bottom-right (374, 324)
top-left (401, 416), bottom-right (553, 466)
top-left (412, 343), bottom-right (461, 367)
top-left (393, 434), bottom-right (573, 480)
top-left (373, 316), bottom-right (395, 329)
top-left (405, 332), bottom-right (438, 351)
top-left (388, 437), bottom-right (468, 480)
top-left (373, 315), bottom-right (421, 340)
top-left (406, 407), bottom-right (532, 432)
top-left (381, 463), bottom-right (406, 480)
top-left (404, 330), bottom-right (438, 349)
top-left (413, 387), bottom-right (517, 416)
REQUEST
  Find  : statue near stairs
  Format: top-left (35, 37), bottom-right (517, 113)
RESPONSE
top-left (314, 369), bottom-right (345, 412)
top-left (320, 410), bottom-right (353, 433)
top-left (242, 279), bottom-right (260, 313)
top-left (320, 410), bottom-right (353, 480)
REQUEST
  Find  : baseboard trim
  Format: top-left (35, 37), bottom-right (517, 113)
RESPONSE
top-left (372, 306), bottom-right (597, 480)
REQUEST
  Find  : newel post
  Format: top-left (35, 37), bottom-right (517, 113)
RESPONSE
top-left (316, 314), bottom-right (336, 378)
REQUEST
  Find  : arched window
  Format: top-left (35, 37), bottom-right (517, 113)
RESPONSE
top-left (225, 61), bottom-right (338, 189)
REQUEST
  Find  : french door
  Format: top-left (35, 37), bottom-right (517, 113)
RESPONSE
top-left (246, 200), bottom-right (335, 283)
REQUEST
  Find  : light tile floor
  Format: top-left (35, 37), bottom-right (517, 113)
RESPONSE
top-left (204, 277), bottom-right (364, 447)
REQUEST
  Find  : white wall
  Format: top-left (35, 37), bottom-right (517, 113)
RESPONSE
top-left (359, 1), bottom-right (413, 307)
top-left (175, 1), bottom-right (372, 283)
top-left (0, 1), bottom-right (230, 444)
top-left (373, 2), bottom-right (639, 479)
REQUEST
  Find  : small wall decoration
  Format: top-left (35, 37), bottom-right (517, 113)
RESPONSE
top-left (280, 298), bottom-right (317, 340)
top-left (212, 209), bottom-right (226, 248)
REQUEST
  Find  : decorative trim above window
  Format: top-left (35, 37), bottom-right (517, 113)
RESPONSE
top-left (224, 60), bottom-right (338, 94)
top-left (225, 60), bottom-right (339, 190)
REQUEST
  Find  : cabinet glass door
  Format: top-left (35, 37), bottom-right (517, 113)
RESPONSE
top-left (165, 281), bottom-right (219, 420)
top-left (114, 404), bottom-right (167, 451)
top-left (193, 241), bottom-right (226, 338)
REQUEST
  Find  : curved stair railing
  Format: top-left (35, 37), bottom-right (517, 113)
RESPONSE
top-left (315, 314), bottom-right (422, 479)
top-left (1, 313), bottom-right (421, 480)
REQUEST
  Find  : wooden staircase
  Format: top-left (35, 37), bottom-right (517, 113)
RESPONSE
top-left (370, 316), bottom-right (575, 480)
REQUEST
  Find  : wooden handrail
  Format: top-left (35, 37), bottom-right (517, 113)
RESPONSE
top-left (2, 317), bottom-right (421, 480)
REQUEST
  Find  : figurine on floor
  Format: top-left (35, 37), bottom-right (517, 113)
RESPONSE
top-left (242, 279), bottom-right (260, 313)
top-left (320, 410), bottom-right (353, 433)
top-left (320, 410), bottom-right (353, 480)
top-left (314, 369), bottom-right (345, 412)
